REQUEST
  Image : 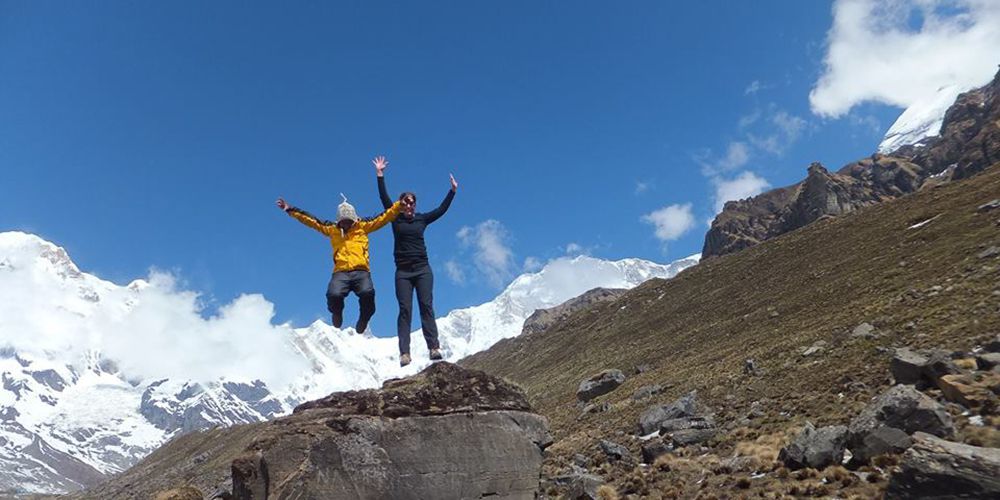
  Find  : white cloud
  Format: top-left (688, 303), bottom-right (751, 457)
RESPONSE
top-left (457, 220), bottom-right (515, 288)
top-left (748, 110), bottom-right (807, 155)
top-left (744, 80), bottom-right (765, 95)
top-left (700, 141), bottom-right (751, 176)
top-left (712, 171), bottom-right (772, 213)
top-left (565, 243), bottom-right (584, 255)
top-left (522, 256), bottom-right (542, 272)
top-left (810, 0), bottom-right (1000, 118)
top-left (0, 266), bottom-right (307, 387)
top-left (444, 260), bottom-right (465, 284)
top-left (641, 203), bottom-right (697, 241)
top-left (634, 181), bottom-right (651, 195)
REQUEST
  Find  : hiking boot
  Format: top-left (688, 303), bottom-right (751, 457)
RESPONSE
top-left (400, 353), bottom-right (412, 367)
top-left (331, 312), bottom-right (343, 329)
top-left (429, 348), bottom-right (443, 361)
top-left (355, 319), bottom-right (368, 334)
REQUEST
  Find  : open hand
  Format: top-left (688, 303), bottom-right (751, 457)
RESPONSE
top-left (373, 156), bottom-right (388, 177)
top-left (276, 198), bottom-right (290, 212)
top-left (450, 173), bottom-right (458, 192)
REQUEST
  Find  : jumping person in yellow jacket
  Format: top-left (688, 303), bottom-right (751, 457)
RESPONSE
top-left (276, 194), bottom-right (402, 333)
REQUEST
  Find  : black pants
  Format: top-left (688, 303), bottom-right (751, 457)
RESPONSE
top-left (326, 270), bottom-right (375, 332)
top-left (395, 264), bottom-right (440, 354)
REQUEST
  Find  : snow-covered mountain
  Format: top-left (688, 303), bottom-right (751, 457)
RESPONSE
top-left (0, 231), bottom-right (698, 494)
top-left (878, 84), bottom-right (968, 154)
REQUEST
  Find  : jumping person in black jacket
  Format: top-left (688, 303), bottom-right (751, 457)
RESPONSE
top-left (373, 155), bottom-right (456, 367)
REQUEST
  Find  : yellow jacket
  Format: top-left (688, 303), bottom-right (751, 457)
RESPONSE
top-left (288, 201), bottom-right (402, 272)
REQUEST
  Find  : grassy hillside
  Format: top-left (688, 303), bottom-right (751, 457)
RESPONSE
top-left (463, 164), bottom-right (1000, 497)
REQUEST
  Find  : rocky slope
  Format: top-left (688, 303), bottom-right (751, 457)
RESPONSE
top-left (521, 288), bottom-right (627, 336)
top-left (463, 162), bottom-right (1000, 497)
top-left (703, 67), bottom-right (1000, 259)
top-left (66, 362), bottom-right (551, 500)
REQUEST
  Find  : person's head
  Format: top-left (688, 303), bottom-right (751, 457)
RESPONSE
top-left (337, 193), bottom-right (359, 229)
top-left (399, 192), bottom-right (417, 217)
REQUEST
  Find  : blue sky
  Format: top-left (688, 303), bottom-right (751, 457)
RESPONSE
top-left (3, 1), bottom-right (993, 337)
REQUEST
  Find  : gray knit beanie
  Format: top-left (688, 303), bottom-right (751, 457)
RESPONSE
top-left (337, 193), bottom-right (359, 222)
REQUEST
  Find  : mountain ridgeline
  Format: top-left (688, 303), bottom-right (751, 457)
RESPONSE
top-left (703, 67), bottom-right (1000, 259)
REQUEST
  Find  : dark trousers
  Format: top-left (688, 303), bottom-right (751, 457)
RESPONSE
top-left (395, 264), bottom-right (440, 354)
top-left (326, 270), bottom-right (376, 332)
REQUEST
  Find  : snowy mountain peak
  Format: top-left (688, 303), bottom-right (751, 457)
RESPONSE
top-left (0, 231), bottom-right (699, 494)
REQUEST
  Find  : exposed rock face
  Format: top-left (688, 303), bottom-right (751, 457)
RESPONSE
top-left (522, 287), bottom-right (626, 336)
top-left (847, 385), bottom-right (953, 464)
top-left (231, 362), bottom-right (551, 500)
top-left (778, 422), bottom-right (848, 470)
top-left (576, 369), bottom-right (626, 403)
top-left (886, 432), bottom-right (1000, 499)
top-left (637, 391), bottom-right (707, 435)
top-left (703, 69), bottom-right (1000, 259)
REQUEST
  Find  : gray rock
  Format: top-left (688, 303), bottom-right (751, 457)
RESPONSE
top-left (852, 426), bottom-right (913, 465)
top-left (598, 439), bottom-right (631, 463)
top-left (659, 415), bottom-right (716, 433)
top-left (631, 384), bottom-right (663, 401)
top-left (802, 340), bottom-right (827, 357)
top-left (979, 246), bottom-right (1000, 259)
top-left (637, 391), bottom-right (700, 435)
top-left (848, 385), bottom-right (953, 465)
top-left (977, 199), bottom-right (1000, 213)
top-left (743, 358), bottom-right (761, 376)
top-left (886, 432), bottom-right (1000, 499)
top-left (892, 348), bottom-right (930, 385)
top-left (577, 401), bottom-right (610, 419)
top-left (923, 349), bottom-right (962, 383)
top-left (852, 322), bottom-right (879, 339)
top-left (976, 352), bottom-right (1000, 370)
top-left (564, 473), bottom-right (605, 500)
top-left (640, 441), bottom-right (671, 464)
top-left (231, 362), bottom-right (551, 500)
top-left (778, 422), bottom-right (848, 470)
top-left (572, 454), bottom-right (589, 468)
top-left (985, 334), bottom-right (1000, 353)
top-left (668, 428), bottom-right (718, 447)
top-left (577, 369), bottom-right (626, 402)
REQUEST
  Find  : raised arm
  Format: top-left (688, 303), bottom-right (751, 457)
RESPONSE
top-left (424, 173), bottom-right (458, 224)
top-left (357, 200), bottom-right (402, 233)
top-left (373, 156), bottom-right (393, 209)
top-left (277, 198), bottom-right (333, 236)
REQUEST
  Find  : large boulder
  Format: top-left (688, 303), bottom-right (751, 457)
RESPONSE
top-left (848, 385), bottom-right (953, 464)
top-left (231, 362), bottom-right (552, 500)
top-left (886, 433), bottom-right (1000, 498)
top-left (778, 422), bottom-right (848, 470)
top-left (576, 369), bottom-right (626, 402)
top-left (638, 391), bottom-right (702, 435)
top-left (937, 372), bottom-right (1000, 409)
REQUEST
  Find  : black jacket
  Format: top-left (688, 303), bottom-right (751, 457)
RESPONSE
top-left (378, 176), bottom-right (454, 268)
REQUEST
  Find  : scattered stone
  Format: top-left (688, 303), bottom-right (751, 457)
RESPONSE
top-left (640, 441), bottom-right (671, 464)
top-left (637, 391), bottom-right (701, 435)
top-left (851, 385), bottom-right (954, 438)
top-left (852, 322), bottom-right (879, 339)
top-left (802, 340), bottom-right (828, 357)
top-left (631, 384), bottom-right (663, 401)
top-left (886, 432), bottom-right (1000, 498)
top-left (747, 400), bottom-right (766, 419)
top-left (924, 349), bottom-right (962, 383)
top-left (659, 415), bottom-right (716, 433)
top-left (577, 401), bottom-right (610, 419)
top-left (778, 422), bottom-right (848, 470)
top-left (577, 369), bottom-right (626, 402)
top-left (743, 358), bottom-right (761, 376)
top-left (979, 246), bottom-right (1000, 259)
top-left (668, 428), bottom-right (718, 447)
top-left (564, 474), bottom-right (605, 500)
top-left (937, 372), bottom-right (1000, 408)
top-left (572, 454), bottom-right (589, 468)
top-left (976, 352), bottom-right (1000, 370)
top-left (848, 385), bottom-right (953, 464)
top-left (598, 439), bottom-right (631, 463)
top-left (985, 335), bottom-right (1000, 353)
top-left (977, 199), bottom-right (1000, 213)
top-left (853, 426), bottom-right (913, 464)
top-left (633, 364), bottom-right (652, 375)
top-left (891, 348), bottom-right (929, 385)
